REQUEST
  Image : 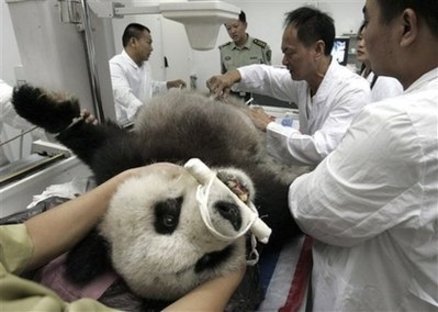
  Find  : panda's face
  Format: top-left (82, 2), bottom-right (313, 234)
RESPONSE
top-left (98, 164), bottom-right (254, 300)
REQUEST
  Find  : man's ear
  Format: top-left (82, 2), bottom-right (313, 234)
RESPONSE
top-left (314, 40), bottom-right (326, 58)
top-left (129, 37), bottom-right (137, 47)
top-left (400, 8), bottom-right (418, 47)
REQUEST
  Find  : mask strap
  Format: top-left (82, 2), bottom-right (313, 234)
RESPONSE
top-left (246, 234), bottom-right (260, 266)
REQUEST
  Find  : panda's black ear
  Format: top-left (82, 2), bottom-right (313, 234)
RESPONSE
top-left (65, 230), bottom-right (112, 285)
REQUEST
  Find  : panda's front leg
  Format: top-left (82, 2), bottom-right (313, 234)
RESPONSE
top-left (65, 229), bottom-right (112, 285)
top-left (250, 170), bottom-right (303, 250)
top-left (55, 118), bottom-right (131, 175)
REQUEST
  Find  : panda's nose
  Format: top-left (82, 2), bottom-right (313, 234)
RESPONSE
top-left (214, 201), bottom-right (242, 231)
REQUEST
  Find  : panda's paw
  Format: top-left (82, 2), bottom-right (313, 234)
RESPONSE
top-left (216, 168), bottom-right (255, 203)
top-left (12, 84), bottom-right (81, 133)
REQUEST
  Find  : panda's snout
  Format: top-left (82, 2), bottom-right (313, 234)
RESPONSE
top-left (215, 201), bottom-right (242, 231)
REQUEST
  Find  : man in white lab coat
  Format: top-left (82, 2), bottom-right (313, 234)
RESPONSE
top-left (207, 7), bottom-right (371, 166)
top-left (289, 0), bottom-right (438, 310)
top-left (109, 23), bottom-right (186, 125)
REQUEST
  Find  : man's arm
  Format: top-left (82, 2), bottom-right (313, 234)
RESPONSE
top-left (166, 79), bottom-right (186, 89)
top-left (266, 83), bottom-right (371, 165)
top-left (289, 104), bottom-right (421, 246)
top-left (207, 64), bottom-right (299, 102)
top-left (150, 79), bottom-right (186, 97)
top-left (236, 65), bottom-right (299, 102)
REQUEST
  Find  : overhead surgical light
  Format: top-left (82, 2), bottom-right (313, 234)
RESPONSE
top-left (161, 1), bottom-right (240, 51)
top-left (87, 0), bottom-right (241, 50)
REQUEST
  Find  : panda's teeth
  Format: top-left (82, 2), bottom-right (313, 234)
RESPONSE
top-left (239, 193), bottom-right (249, 203)
top-left (225, 179), bottom-right (249, 203)
top-left (226, 180), bottom-right (237, 188)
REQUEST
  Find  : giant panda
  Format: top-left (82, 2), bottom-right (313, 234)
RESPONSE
top-left (12, 85), bottom-right (309, 311)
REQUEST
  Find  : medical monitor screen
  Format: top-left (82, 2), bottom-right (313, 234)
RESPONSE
top-left (331, 38), bottom-right (349, 66)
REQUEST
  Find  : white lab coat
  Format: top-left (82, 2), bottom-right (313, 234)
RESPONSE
top-left (289, 68), bottom-right (438, 311)
top-left (237, 61), bottom-right (371, 165)
top-left (109, 50), bottom-right (167, 124)
top-left (363, 71), bottom-right (403, 102)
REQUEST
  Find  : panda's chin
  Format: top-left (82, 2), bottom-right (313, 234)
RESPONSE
top-left (161, 243), bottom-right (235, 276)
top-left (194, 244), bottom-right (235, 274)
top-left (123, 239), bottom-right (245, 300)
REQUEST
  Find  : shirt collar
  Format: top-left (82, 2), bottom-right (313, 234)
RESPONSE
top-left (405, 67), bottom-right (438, 93)
top-left (122, 49), bottom-right (141, 69)
top-left (231, 34), bottom-right (251, 50)
top-left (312, 58), bottom-right (338, 99)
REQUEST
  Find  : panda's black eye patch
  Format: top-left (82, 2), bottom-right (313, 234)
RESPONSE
top-left (154, 197), bottom-right (182, 234)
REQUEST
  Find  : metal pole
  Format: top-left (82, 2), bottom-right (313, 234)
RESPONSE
top-left (80, 0), bottom-right (105, 122)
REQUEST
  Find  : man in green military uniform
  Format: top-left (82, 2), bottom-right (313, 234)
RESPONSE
top-left (219, 11), bottom-right (271, 100)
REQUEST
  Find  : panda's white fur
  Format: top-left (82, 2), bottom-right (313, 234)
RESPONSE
top-left (99, 164), bottom-right (253, 300)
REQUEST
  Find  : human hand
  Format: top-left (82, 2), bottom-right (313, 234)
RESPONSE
top-left (167, 79), bottom-right (186, 89)
top-left (206, 70), bottom-right (241, 99)
top-left (249, 106), bottom-right (275, 132)
top-left (80, 109), bottom-right (98, 125)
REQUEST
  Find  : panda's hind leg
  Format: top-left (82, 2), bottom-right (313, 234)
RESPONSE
top-left (55, 119), bottom-right (133, 181)
top-left (12, 84), bottom-right (134, 179)
top-left (12, 84), bottom-right (81, 133)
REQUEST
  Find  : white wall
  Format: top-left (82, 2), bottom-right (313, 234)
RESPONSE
top-left (1, 0), bottom-right (21, 85)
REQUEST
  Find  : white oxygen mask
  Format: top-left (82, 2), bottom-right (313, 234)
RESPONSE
top-left (184, 158), bottom-right (272, 244)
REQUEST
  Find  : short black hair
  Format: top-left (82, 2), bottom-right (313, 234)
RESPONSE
top-left (122, 23), bottom-right (151, 47)
top-left (239, 11), bottom-right (246, 23)
top-left (284, 7), bottom-right (335, 55)
top-left (376, 0), bottom-right (438, 38)
top-left (358, 21), bottom-right (366, 37)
